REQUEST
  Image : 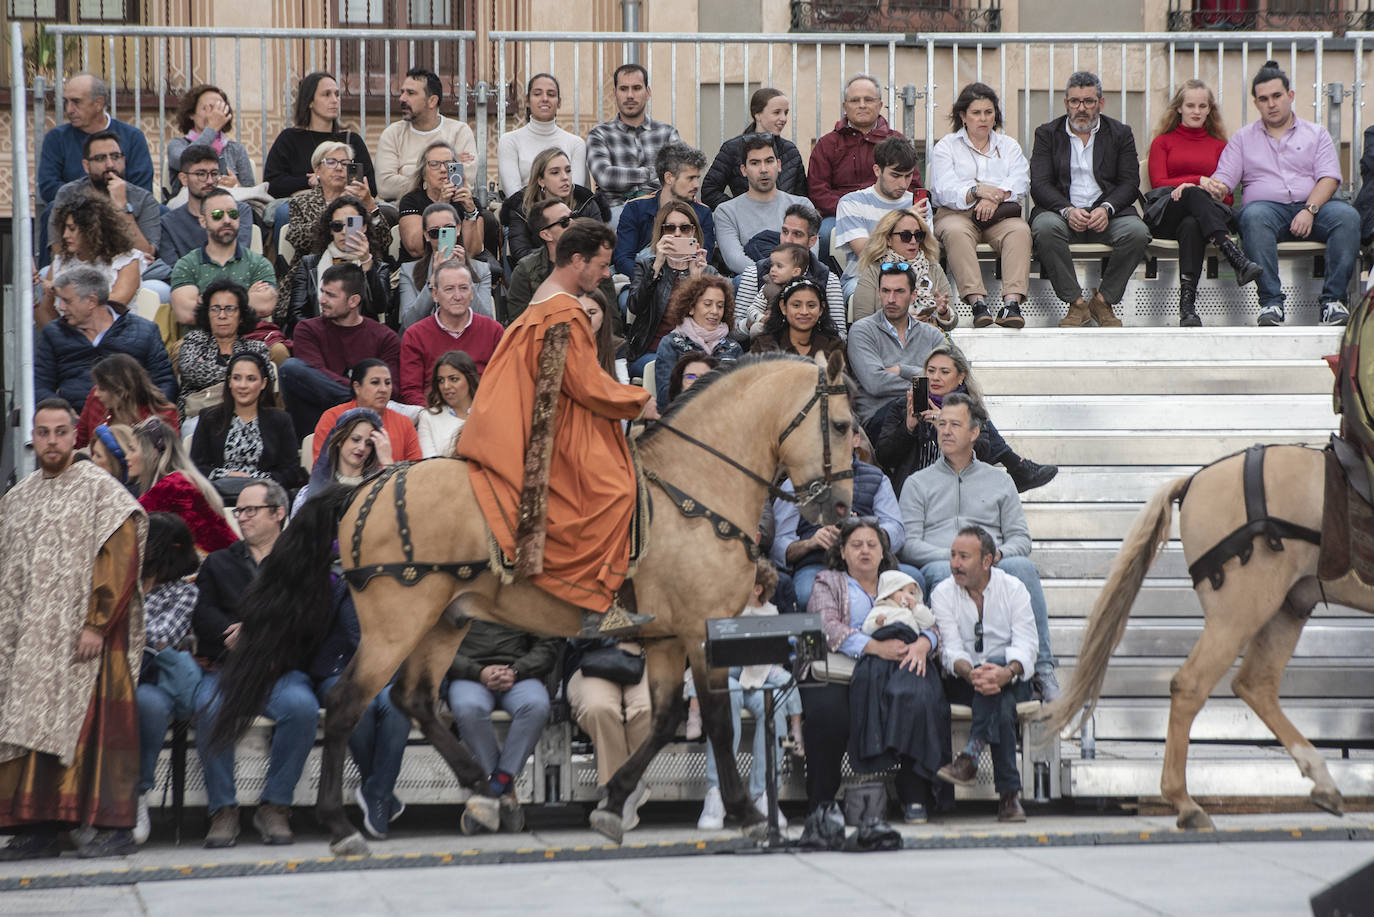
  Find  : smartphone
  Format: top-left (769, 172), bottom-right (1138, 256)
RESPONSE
top-left (912, 375), bottom-right (930, 412)
top-left (343, 214), bottom-right (364, 250)
top-left (664, 234), bottom-right (697, 259)
top-left (436, 225), bottom-right (457, 264)
top-left (346, 161), bottom-right (365, 184)
top-left (446, 161), bottom-right (465, 189)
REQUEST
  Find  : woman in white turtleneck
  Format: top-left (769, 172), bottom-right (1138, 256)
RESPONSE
top-left (496, 73), bottom-right (588, 197)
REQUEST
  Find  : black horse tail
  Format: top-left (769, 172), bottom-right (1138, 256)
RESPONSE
top-left (207, 483), bottom-right (360, 751)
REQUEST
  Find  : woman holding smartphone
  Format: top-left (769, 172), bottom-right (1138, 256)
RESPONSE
top-left (625, 201), bottom-right (717, 379)
top-left (398, 140), bottom-right (484, 261)
top-left (286, 195), bottom-right (393, 333)
top-left (499, 148), bottom-right (608, 264)
top-left (398, 202), bottom-right (494, 328)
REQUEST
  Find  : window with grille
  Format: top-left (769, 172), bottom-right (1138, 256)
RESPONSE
top-left (334, 0), bottom-right (470, 103)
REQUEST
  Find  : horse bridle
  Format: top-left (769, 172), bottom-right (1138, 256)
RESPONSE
top-left (646, 364), bottom-right (854, 513)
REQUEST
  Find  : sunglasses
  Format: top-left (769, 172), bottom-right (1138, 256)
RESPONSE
top-left (890, 230), bottom-right (926, 244)
top-left (330, 220), bottom-right (362, 232)
top-left (974, 619), bottom-right (984, 654)
top-left (880, 261), bottom-right (912, 273)
top-left (208, 208), bottom-right (240, 221)
top-left (540, 215), bottom-right (574, 233)
top-left (425, 225), bottom-right (459, 239)
top-left (662, 222), bottom-right (695, 235)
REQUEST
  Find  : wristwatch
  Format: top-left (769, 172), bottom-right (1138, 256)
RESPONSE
top-left (123, 202), bottom-right (135, 214)
top-left (1306, 202), bottom-right (1320, 215)
top-left (463, 208), bottom-right (481, 222)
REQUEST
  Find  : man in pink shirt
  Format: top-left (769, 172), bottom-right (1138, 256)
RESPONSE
top-left (1205, 60), bottom-right (1357, 327)
top-left (399, 261), bottom-right (504, 404)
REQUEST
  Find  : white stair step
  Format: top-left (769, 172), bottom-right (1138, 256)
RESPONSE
top-left (1002, 430), bottom-right (1333, 464)
top-left (1057, 657), bottom-right (1374, 699)
top-left (1043, 578), bottom-right (1202, 617)
top-left (984, 393), bottom-right (1333, 430)
top-left (951, 325), bottom-right (1344, 362)
top-left (1049, 618), bottom-right (1374, 658)
top-left (1087, 698), bottom-right (1374, 742)
top-left (1034, 540), bottom-right (1187, 578)
top-left (1067, 757), bottom-right (1374, 798)
top-left (1024, 502), bottom-right (1179, 540)
top-left (1021, 467), bottom-right (1200, 503)
top-left (973, 360), bottom-right (1334, 395)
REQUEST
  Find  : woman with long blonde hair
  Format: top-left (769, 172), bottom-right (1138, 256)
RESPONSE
top-left (499, 147), bottom-right (609, 264)
top-left (1146, 79), bottom-right (1260, 327)
top-left (849, 207), bottom-right (956, 327)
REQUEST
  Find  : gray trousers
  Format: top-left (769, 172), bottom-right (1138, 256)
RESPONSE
top-left (1030, 210), bottom-right (1150, 305)
top-left (447, 677), bottom-right (551, 778)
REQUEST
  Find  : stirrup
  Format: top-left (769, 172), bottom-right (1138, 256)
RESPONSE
top-left (579, 604), bottom-right (654, 638)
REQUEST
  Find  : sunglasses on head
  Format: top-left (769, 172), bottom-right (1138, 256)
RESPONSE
top-left (891, 230), bottom-right (926, 244)
top-left (880, 261), bottom-right (912, 273)
top-left (540, 215), bottom-right (573, 233)
top-left (208, 208), bottom-right (240, 221)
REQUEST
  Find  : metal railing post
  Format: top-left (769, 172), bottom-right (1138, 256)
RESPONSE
top-left (473, 80), bottom-right (491, 208)
top-left (901, 83), bottom-right (919, 139)
top-left (10, 23), bottom-right (35, 479)
top-left (1327, 81), bottom-right (1344, 160)
top-left (31, 75), bottom-right (47, 207)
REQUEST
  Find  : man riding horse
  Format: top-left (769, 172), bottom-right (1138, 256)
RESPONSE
top-left (457, 219), bottom-right (661, 636)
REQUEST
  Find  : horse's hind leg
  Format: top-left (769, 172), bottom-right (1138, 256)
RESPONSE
top-left (590, 638), bottom-right (689, 844)
top-left (318, 662), bottom-right (377, 856)
top-left (1230, 591), bottom-right (1343, 817)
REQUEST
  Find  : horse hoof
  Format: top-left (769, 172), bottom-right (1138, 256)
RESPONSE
top-left (1311, 788), bottom-right (1345, 817)
top-left (1176, 808), bottom-right (1214, 831)
top-left (742, 819), bottom-right (769, 841)
top-left (330, 832), bottom-right (370, 857)
top-left (465, 795), bottom-right (501, 833)
top-left (589, 808), bottom-right (624, 845)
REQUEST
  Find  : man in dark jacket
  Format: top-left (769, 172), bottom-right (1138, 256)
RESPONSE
top-left (34, 264), bottom-right (176, 411)
top-left (445, 621), bottom-right (561, 833)
top-left (1029, 71), bottom-right (1149, 328)
top-left (1355, 124), bottom-right (1374, 245)
top-left (808, 75), bottom-right (924, 220)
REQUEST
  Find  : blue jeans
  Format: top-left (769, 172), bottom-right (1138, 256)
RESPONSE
top-left (316, 675), bottom-right (411, 809)
top-left (446, 678), bottom-right (550, 778)
top-left (690, 669), bottom-right (796, 799)
top-left (1236, 199), bottom-right (1361, 308)
top-left (945, 653), bottom-right (1033, 794)
top-left (628, 352), bottom-right (656, 381)
top-left (278, 357), bottom-right (352, 439)
top-left (137, 682), bottom-right (174, 794)
top-left (919, 556), bottom-right (1056, 675)
top-left (194, 669), bottom-right (320, 813)
top-left (793, 562), bottom-right (924, 613)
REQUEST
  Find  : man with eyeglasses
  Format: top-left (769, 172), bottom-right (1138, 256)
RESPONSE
top-left (1029, 71), bottom-right (1149, 328)
top-left (835, 135), bottom-right (929, 298)
top-left (713, 134), bottom-right (812, 275)
top-left (192, 479), bottom-right (320, 849)
top-left (507, 197), bottom-right (618, 323)
top-left (160, 144), bottom-right (254, 269)
top-left (931, 523), bottom-right (1036, 823)
top-left (898, 394), bottom-right (1060, 707)
top-left (611, 141), bottom-right (716, 279)
top-left (169, 187), bottom-right (278, 325)
top-left (375, 67), bottom-right (477, 202)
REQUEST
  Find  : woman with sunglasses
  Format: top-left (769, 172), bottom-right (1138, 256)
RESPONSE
top-left (190, 351), bottom-right (304, 491)
top-left (750, 277), bottom-right (844, 358)
top-left (175, 279), bottom-right (272, 421)
top-left (652, 275), bottom-right (743, 410)
top-left (398, 202), bottom-right (495, 328)
top-left (397, 140), bottom-right (484, 262)
top-left (701, 88), bottom-right (808, 209)
top-left (625, 201), bottom-right (718, 378)
top-left (277, 141), bottom-right (390, 321)
top-left (285, 194), bottom-right (394, 334)
top-left (803, 519), bottom-right (951, 825)
top-left (927, 83), bottom-right (1032, 328)
top-left (849, 207), bottom-right (956, 328)
top-left (500, 147), bottom-right (609, 265)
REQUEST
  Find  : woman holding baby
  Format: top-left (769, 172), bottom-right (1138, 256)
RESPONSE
top-left (803, 519), bottom-right (953, 826)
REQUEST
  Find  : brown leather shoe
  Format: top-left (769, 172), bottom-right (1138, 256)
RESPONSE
top-left (204, 805), bottom-right (240, 849)
top-left (1087, 291), bottom-right (1122, 327)
top-left (937, 752), bottom-right (978, 786)
top-left (998, 791), bottom-right (1027, 822)
top-left (252, 803), bottom-right (294, 845)
top-left (1057, 298), bottom-right (1092, 327)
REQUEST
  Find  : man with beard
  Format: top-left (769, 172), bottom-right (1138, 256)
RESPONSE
top-left (169, 187), bottom-right (278, 325)
top-left (458, 219), bottom-right (659, 637)
top-left (1029, 71), bottom-right (1149, 328)
top-left (0, 399), bottom-right (147, 860)
top-left (587, 64), bottom-right (683, 221)
top-left (375, 68), bottom-right (477, 202)
top-left (160, 144), bottom-right (253, 267)
top-left (38, 73), bottom-right (152, 204)
top-left (712, 133), bottom-right (812, 275)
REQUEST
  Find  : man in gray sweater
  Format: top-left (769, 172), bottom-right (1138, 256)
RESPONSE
top-left (713, 134), bottom-right (812, 274)
top-left (897, 393), bottom-right (1060, 700)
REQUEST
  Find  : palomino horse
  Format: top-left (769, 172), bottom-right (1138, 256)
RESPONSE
top-left (211, 352), bottom-right (854, 855)
top-left (1043, 444), bottom-right (1374, 829)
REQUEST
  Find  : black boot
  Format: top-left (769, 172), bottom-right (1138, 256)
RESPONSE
top-left (1178, 275), bottom-right (1202, 327)
top-left (1216, 236), bottom-right (1262, 287)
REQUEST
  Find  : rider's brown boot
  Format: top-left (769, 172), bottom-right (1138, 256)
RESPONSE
top-left (579, 606), bottom-right (654, 638)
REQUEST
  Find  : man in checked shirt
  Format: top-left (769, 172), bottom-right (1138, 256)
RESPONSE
top-left (587, 63), bottom-right (683, 225)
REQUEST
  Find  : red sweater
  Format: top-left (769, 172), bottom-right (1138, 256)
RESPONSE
top-left (807, 116), bottom-right (925, 217)
top-left (139, 471), bottom-right (239, 553)
top-left (1148, 125), bottom-right (1232, 204)
top-left (399, 312), bottom-right (504, 405)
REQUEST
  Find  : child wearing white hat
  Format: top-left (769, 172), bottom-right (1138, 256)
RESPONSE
top-left (862, 570), bottom-right (935, 636)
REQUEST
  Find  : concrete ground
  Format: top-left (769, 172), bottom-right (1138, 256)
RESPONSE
top-left (2, 806), bottom-right (1372, 915)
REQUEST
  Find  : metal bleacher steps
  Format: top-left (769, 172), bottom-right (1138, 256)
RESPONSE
top-left (954, 324), bottom-right (1374, 802)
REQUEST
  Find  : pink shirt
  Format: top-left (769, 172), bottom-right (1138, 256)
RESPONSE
top-left (1211, 117), bottom-right (1342, 204)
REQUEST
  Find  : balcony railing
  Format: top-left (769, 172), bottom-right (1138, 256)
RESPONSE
top-left (791, 0), bottom-right (1001, 33)
top-left (1167, 0), bottom-right (1374, 32)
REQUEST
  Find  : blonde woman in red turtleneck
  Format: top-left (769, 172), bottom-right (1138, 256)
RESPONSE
top-left (1147, 79), bottom-right (1261, 327)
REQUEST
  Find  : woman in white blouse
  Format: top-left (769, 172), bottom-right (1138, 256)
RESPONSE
top-left (928, 83), bottom-right (1032, 329)
top-left (496, 73), bottom-right (588, 197)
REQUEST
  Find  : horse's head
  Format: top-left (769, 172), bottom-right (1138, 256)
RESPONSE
top-left (777, 350), bottom-right (854, 526)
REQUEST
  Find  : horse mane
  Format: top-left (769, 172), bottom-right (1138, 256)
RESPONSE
top-left (638, 351), bottom-right (815, 445)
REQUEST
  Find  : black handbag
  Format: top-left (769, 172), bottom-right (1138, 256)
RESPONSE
top-left (1141, 187), bottom-right (1174, 233)
top-left (579, 646), bottom-right (645, 685)
top-left (971, 200), bottom-right (1024, 230)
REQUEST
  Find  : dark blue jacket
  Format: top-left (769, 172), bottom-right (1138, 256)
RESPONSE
top-left (34, 310), bottom-right (177, 411)
top-left (38, 118), bottom-right (154, 203)
top-left (794, 459), bottom-right (889, 567)
top-left (612, 196), bottom-right (717, 278)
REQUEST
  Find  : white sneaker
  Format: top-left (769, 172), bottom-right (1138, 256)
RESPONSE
top-left (753, 792), bottom-right (787, 830)
top-left (133, 793), bottom-right (151, 845)
top-left (697, 786), bottom-right (725, 830)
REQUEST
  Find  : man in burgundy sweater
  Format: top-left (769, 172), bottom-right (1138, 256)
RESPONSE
top-left (808, 75), bottom-right (924, 221)
top-left (278, 262), bottom-right (401, 435)
top-left (399, 261), bottom-right (504, 405)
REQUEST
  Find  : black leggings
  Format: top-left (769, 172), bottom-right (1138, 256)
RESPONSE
top-left (800, 680), bottom-right (931, 809)
top-left (1152, 186), bottom-right (1231, 279)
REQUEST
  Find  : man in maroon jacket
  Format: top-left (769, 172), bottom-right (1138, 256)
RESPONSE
top-left (808, 75), bottom-right (925, 220)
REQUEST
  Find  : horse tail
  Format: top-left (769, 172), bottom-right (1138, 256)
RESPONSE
top-left (1041, 475), bottom-right (1192, 735)
top-left (207, 483), bottom-right (360, 751)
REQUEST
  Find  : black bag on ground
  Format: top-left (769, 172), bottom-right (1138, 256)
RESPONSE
top-left (842, 781), bottom-right (888, 827)
top-left (798, 801), bottom-right (847, 851)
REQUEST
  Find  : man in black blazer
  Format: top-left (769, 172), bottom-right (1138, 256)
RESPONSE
top-left (1029, 71), bottom-right (1149, 327)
